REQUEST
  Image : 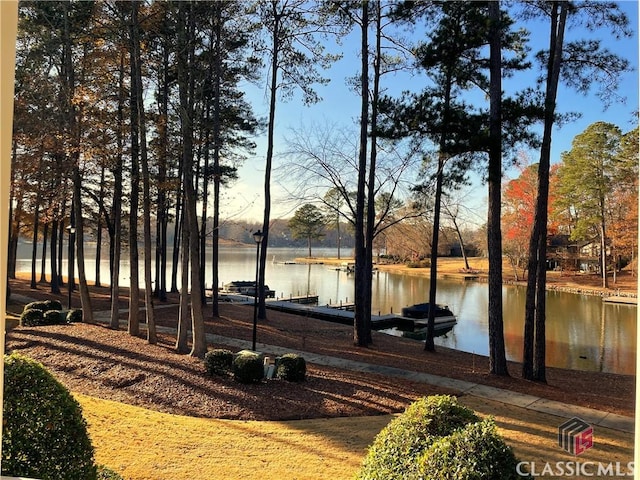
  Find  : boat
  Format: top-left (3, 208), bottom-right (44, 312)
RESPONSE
top-left (221, 281), bottom-right (276, 298)
top-left (401, 302), bottom-right (457, 326)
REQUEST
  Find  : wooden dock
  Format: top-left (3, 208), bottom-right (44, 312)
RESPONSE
top-left (603, 296), bottom-right (637, 305)
top-left (278, 294), bottom-right (319, 305)
top-left (263, 300), bottom-right (456, 333)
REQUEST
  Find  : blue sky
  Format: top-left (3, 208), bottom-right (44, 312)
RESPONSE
top-left (229, 1), bottom-right (639, 224)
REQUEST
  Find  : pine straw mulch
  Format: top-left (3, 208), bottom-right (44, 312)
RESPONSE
top-left (5, 277), bottom-right (635, 421)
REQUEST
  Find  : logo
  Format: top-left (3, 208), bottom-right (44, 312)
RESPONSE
top-left (558, 417), bottom-right (593, 455)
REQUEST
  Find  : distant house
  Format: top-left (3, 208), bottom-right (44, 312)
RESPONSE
top-left (546, 235), bottom-right (607, 272)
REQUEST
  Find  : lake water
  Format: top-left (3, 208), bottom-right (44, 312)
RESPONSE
top-left (16, 245), bottom-right (637, 374)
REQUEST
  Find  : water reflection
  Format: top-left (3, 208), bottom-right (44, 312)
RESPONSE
top-left (16, 245), bottom-right (636, 374)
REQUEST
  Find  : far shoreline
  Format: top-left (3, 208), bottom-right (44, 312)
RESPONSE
top-left (294, 255), bottom-right (638, 299)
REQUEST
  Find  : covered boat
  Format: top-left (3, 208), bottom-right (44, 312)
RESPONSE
top-left (222, 281), bottom-right (275, 298)
top-left (401, 302), bottom-right (456, 324)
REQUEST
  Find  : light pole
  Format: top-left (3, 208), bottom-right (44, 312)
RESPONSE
top-left (67, 225), bottom-right (76, 310)
top-left (251, 230), bottom-right (264, 351)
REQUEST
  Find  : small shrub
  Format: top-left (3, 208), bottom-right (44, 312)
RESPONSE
top-left (23, 299), bottom-right (63, 313)
top-left (67, 308), bottom-right (83, 323)
top-left (406, 259), bottom-right (430, 269)
top-left (275, 354), bottom-right (306, 382)
top-left (233, 350), bottom-right (264, 384)
top-left (3, 353), bottom-right (97, 480)
top-left (46, 299), bottom-right (64, 311)
top-left (43, 310), bottom-right (65, 325)
top-left (97, 465), bottom-right (125, 480)
top-left (356, 395), bottom-right (479, 480)
top-left (20, 308), bottom-right (44, 327)
top-left (418, 418), bottom-right (523, 480)
top-left (23, 300), bottom-right (51, 312)
top-left (205, 349), bottom-right (234, 376)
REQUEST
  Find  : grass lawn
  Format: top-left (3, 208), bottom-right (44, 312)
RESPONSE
top-left (77, 393), bottom-right (633, 480)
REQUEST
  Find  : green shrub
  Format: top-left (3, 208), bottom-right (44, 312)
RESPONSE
top-left (418, 418), bottom-right (523, 480)
top-left (24, 299), bottom-right (63, 313)
top-left (2, 353), bottom-right (97, 480)
top-left (20, 308), bottom-right (45, 327)
top-left (205, 349), bottom-right (234, 376)
top-left (356, 395), bottom-right (479, 480)
top-left (43, 310), bottom-right (66, 325)
top-left (275, 354), bottom-right (306, 382)
top-left (67, 308), bottom-right (83, 323)
top-left (97, 465), bottom-right (125, 480)
top-left (233, 350), bottom-right (264, 384)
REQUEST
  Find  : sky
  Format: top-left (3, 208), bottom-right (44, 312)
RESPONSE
top-left (225, 1), bottom-right (639, 225)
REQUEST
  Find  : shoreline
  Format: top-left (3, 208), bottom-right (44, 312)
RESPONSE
top-left (294, 256), bottom-right (638, 299)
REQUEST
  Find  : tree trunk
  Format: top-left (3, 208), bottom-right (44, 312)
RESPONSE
top-left (127, 1), bottom-right (141, 336)
top-left (95, 166), bottom-right (105, 287)
top-left (72, 173), bottom-right (94, 323)
top-left (364, 2), bottom-right (382, 346)
top-left (50, 220), bottom-right (60, 294)
top-left (176, 228), bottom-right (190, 353)
top-left (57, 210), bottom-right (65, 287)
top-left (130, 0), bottom-right (157, 344)
top-left (523, 1), bottom-right (566, 382)
top-left (7, 139), bottom-right (19, 280)
top-left (600, 220), bottom-right (608, 289)
top-left (62, 2), bottom-right (93, 322)
top-left (177, 1), bottom-right (207, 357)
top-left (30, 194), bottom-right (40, 289)
top-left (487, 0), bottom-right (508, 376)
top-left (258, 4), bottom-right (281, 321)
top-left (110, 49), bottom-right (125, 330)
top-left (39, 222), bottom-right (48, 283)
top-left (353, 1), bottom-right (369, 347)
top-left (211, 4), bottom-right (222, 316)
top-left (425, 153), bottom-right (444, 351)
top-left (170, 172), bottom-right (182, 294)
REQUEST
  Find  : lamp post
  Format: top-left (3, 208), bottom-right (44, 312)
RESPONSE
top-left (66, 225), bottom-right (76, 309)
top-left (251, 230), bottom-right (264, 352)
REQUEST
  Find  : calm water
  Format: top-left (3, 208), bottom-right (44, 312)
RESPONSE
top-left (16, 245), bottom-right (637, 374)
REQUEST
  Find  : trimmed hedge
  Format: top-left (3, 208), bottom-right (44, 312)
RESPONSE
top-left (97, 465), bottom-right (125, 480)
top-left (43, 310), bottom-right (65, 325)
top-left (20, 299), bottom-right (80, 326)
top-left (356, 395), bottom-right (479, 480)
top-left (67, 308), bottom-right (83, 323)
top-left (418, 418), bottom-right (523, 480)
top-left (20, 308), bottom-right (45, 327)
top-left (275, 354), bottom-right (306, 382)
top-left (24, 299), bottom-right (63, 312)
top-left (205, 349), bottom-right (234, 376)
top-left (2, 353), bottom-right (97, 480)
top-left (233, 350), bottom-right (264, 384)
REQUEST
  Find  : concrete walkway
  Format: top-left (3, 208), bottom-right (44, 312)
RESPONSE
top-left (8, 295), bottom-right (634, 434)
top-left (94, 310), bottom-right (634, 434)
top-left (201, 331), bottom-right (634, 434)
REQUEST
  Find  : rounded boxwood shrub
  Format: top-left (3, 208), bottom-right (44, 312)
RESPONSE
top-left (24, 299), bottom-right (63, 313)
top-left (2, 353), bottom-right (97, 480)
top-left (275, 354), bottom-right (306, 382)
top-left (356, 395), bottom-right (479, 480)
top-left (418, 418), bottom-right (523, 480)
top-left (205, 349), bottom-right (234, 376)
top-left (67, 308), bottom-right (83, 323)
top-left (43, 309), bottom-right (65, 325)
top-left (20, 308), bottom-right (45, 327)
top-left (97, 465), bottom-right (125, 480)
top-left (233, 350), bottom-right (264, 384)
